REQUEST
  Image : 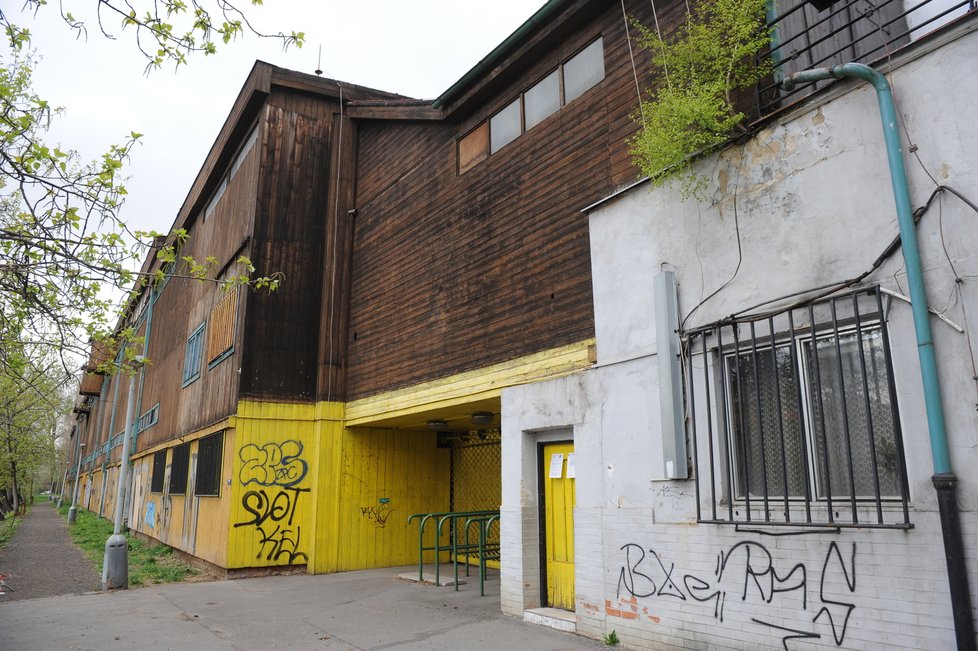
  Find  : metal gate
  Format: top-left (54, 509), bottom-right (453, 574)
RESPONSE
top-left (448, 428), bottom-right (501, 512)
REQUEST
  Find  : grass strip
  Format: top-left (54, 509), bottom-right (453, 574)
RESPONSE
top-left (58, 504), bottom-right (199, 587)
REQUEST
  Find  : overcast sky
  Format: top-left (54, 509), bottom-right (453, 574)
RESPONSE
top-left (12, 1), bottom-right (546, 235)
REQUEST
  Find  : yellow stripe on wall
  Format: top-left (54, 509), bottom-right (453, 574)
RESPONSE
top-left (345, 339), bottom-right (594, 426)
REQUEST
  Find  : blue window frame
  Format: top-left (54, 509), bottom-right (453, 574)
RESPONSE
top-left (183, 322), bottom-right (206, 386)
top-left (134, 404), bottom-right (159, 434)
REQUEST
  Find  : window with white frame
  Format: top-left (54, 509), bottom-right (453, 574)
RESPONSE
top-left (686, 287), bottom-right (911, 528)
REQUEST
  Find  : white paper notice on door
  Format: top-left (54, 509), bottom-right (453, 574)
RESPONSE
top-left (566, 453), bottom-right (576, 478)
top-left (549, 453), bottom-right (565, 479)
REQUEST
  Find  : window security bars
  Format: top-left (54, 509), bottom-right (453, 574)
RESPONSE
top-left (684, 287), bottom-right (911, 528)
top-left (194, 431), bottom-right (224, 496)
top-left (169, 443), bottom-right (191, 494)
top-left (758, 0), bottom-right (976, 117)
top-left (150, 450), bottom-right (166, 493)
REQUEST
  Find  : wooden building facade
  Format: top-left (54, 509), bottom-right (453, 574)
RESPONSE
top-left (67, 0), bottom-right (663, 576)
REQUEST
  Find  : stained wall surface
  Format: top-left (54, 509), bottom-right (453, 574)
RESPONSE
top-left (501, 23), bottom-right (978, 650)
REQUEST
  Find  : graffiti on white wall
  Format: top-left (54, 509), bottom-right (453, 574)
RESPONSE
top-left (613, 539), bottom-right (857, 648)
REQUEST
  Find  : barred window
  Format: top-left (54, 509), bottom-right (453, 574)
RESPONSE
top-left (686, 287), bottom-right (910, 528)
top-left (169, 443), bottom-right (190, 495)
top-left (150, 450), bottom-right (166, 493)
top-left (195, 432), bottom-right (223, 497)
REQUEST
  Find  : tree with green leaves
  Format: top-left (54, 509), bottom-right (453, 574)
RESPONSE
top-left (630, 0), bottom-right (771, 198)
top-left (0, 340), bottom-right (69, 515)
top-left (0, 2), bottom-right (297, 376)
top-left (0, 3), bottom-right (298, 513)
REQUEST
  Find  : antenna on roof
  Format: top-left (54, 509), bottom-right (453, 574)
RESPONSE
top-left (315, 45), bottom-right (323, 76)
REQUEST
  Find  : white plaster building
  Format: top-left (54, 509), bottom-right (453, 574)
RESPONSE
top-left (501, 14), bottom-right (978, 651)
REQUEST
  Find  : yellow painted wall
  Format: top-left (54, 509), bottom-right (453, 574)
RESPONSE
top-left (332, 427), bottom-right (449, 572)
top-left (70, 342), bottom-right (591, 574)
top-left (101, 464), bottom-right (119, 522)
top-left (228, 403), bottom-right (318, 568)
top-left (192, 428), bottom-right (235, 567)
top-left (128, 427), bottom-right (235, 569)
top-left (84, 470), bottom-right (101, 511)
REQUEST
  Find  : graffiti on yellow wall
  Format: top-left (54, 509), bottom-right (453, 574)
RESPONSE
top-left (233, 439), bottom-right (310, 564)
top-left (239, 441), bottom-right (308, 488)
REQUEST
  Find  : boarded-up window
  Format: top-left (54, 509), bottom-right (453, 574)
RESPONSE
top-left (195, 432), bottom-right (223, 497)
top-left (207, 288), bottom-right (238, 364)
top-left (150, 450), bottom-right (166, 493)
top-left (458, 122), bottom-right (490, 174)
top-left (169, 443), bottom-right (190, 495)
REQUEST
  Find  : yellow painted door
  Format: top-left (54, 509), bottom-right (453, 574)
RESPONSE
top-left (543, 441), bottom-right (575, 611)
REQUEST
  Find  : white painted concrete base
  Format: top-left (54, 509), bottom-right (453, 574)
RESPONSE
top-left (397, 564), bottom-right (467, 587)
top-left (523, 607), bottom-right (577, 633)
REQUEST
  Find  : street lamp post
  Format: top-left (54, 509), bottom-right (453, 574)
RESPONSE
top-left (102, 357), bottom-right (145, 590)
top-left (67, 440), bottom-right (85, 525)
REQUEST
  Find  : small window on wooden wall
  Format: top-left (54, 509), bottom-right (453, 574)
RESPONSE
top-left (183, 322), bottom-right (205, 387)
top-left (169, 442), bottom-right (190, 495)
top-left (150, 450), bottom-right (166, 493)
top-left (490, 98), bottom-right (522, 154)
top-left (563, 38), bottom-right (605, 103)
top-left (524, 69), bottom-right (560, 130)
top-left (207, 288), bottom-right (238, 366)
top-left (458, 122), bottom-right (490, 174)
top-left (461, 36), bottom-right (605, 168)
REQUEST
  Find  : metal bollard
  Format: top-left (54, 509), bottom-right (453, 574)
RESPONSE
top-left (102, 534), bottom-right (128, 590)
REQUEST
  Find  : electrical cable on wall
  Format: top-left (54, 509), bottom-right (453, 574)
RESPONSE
top-left (622, 0), bottom-right (647, 124)
top-left (325, 83), bottom-right (344, 406)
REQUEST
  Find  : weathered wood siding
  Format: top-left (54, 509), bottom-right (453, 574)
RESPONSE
top-left (238, 90), bottom-right (335, 401)
top-left (345, 0), bottom-right (663, 400)
top-left (135, 124), bottom-right (260, 451)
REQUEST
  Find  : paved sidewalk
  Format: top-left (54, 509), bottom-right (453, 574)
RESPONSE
top-left (0, 566), bottom-right (604, 650)
top-left (0, 499), bottom-right (101, 601)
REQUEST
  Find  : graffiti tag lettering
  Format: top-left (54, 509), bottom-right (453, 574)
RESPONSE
top-left (239, 441), bottom-right (308, 487)
top-left (256, 524), bottom-right (308, 564)
top-left (360, 503), bottom-right (394, 528)
top-left (234, 486), bottom-right (309, 529)
top-left (615, 540), bottom-right (856, 648)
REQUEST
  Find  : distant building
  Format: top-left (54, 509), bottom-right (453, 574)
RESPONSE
top-left (68, 1), bottom-right (977, 648)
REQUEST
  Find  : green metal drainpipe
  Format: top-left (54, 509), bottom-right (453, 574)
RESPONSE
top-left (783, 63), bottom-right (975, 651)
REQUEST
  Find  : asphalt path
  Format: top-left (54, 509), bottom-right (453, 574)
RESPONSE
top-left (0, 499), bottom-right (101, 601)
top-left (0, 504), bottom-right (602, 650)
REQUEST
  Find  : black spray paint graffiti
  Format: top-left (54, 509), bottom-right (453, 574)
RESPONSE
top-left (616, 540), bottom-right (856, 649)
top-left (360, 503), bottom-right (394, 528)
top-left (234, 486), bottom-right (310, 563)
top-left (239, 441), bottom-right (308, 488)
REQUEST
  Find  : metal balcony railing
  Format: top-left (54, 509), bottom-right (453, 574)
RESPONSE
top-left (756, 0), bottom-right (976, 116)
